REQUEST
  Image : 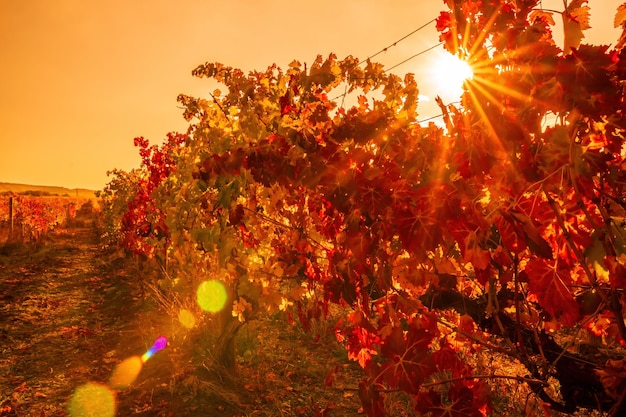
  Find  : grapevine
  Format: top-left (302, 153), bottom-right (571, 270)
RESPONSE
top-left (105, 1), bottom-right (626, 415)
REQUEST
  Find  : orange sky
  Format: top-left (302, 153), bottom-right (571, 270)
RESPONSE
top-left (0, 0), bottom-right (623, 190)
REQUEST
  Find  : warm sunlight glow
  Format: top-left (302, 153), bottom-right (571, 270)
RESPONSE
top-left (178, 308), bottom-right (197, 328)
top-left (428, 51), bottom-right (474, 101)
top-left (109, 356), bottom-right (143, 389)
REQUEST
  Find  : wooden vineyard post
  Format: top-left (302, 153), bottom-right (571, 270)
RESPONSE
top-left (8, 196), bottom-right (14, 239)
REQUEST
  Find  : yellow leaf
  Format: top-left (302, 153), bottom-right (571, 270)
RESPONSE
top-left (271, 262), bottom-right (285, 277)
top-left (562, 1), bottom-right (590, 53)
top-left (289, 284), bottom-right (308, 300)
top-left (260, 287), bottom-right (284, 314)
top-left (562, 12), bottom-right (584, 52)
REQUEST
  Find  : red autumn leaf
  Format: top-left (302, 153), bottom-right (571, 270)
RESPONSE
top-left (602, 256), bottom-right (626, 290)
top-left (416, 381), bottom-right (489, 417)
top-left (500, 208), bottom-right (553, 259)
top-left (346, 326), bottom-right (381, 368)
top-left (358, 379), bottom-right (385, 417)
top-left (447, 383), bottom-right (482, 417)
top-left (239, 224), bottom-right (259, 248)
top-left (526, 258), bottom-right (580, 325)
top-left (228, 203), bottom-right (245, 226)
top-left (379, 326), bottom-right (436, 393)
top-left (495, 214), bottom-right (528, 254)
top-left (436, 11), bottom-right (452, 32)
top-left (415, 389), bottom-right (444, 415)
top-left (596, 359), bottom-right (626, 400)
top-left (279, 93), bottom-right (293, 115)
top-left (432, 341), bottom-right (472, 378)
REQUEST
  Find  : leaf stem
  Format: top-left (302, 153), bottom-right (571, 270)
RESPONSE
top-left (542, 188), bottom-right (601, 290)
top-left (335, 374), bottom-right (549, 393)
top-left (421, 373), bottom-right (549, 388)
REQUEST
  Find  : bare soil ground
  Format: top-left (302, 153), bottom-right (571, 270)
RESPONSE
top-left (0, 224), bottom-right (149, 416)
top-left (0, 221), bottom-right (368, 417)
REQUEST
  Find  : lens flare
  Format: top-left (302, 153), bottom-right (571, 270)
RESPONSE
top-left (70, 336), bottom-right (167, 414)
top-left (178, 308), bottom-right (196, 328)
top-left (68, 382), bottom-right (115, 417)
top-left (196, 280), bottom-right (228, 312)
top-left (108, 336), bottom-right (167, 389)
top-left (142, 335), bottom-right (168, 362)
top-left (109, 356), bottom-right (143, 389)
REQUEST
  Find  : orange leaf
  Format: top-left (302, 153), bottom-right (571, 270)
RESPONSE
top-left (530, 10), bottom-right (556, 26)
top-left (615, 3), bottom-right (626, 49)
top-left (13, 382), bottom-right (27, 393)
top-left (615, 3), bottom-right (626, 28)
top-left (463, 231), bottom-right (491, 270)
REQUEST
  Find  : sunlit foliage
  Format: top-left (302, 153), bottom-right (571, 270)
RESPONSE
top-left (104, 1), bottom-right (626, 415)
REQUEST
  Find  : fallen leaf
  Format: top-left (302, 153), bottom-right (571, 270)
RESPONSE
top-left (14, 382), bottom-right (27, 393)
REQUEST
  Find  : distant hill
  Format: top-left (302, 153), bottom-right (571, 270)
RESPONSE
top-left (0, 182), bottom-right (97, 199)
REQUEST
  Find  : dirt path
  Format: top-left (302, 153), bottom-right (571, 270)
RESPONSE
top-left (0, 225), bottom-right (147, 416)
top-left (0, 224), bottom-right (365, 417)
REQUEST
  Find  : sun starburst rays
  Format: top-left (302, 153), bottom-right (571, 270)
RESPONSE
top-left (432, 3), bottom-right (562, 188)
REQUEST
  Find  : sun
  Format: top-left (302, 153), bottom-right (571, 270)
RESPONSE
top-left (428, 51), bottom-right (474, 101)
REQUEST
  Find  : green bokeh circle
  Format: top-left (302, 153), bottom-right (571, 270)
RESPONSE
top-left (197, 280), bottom-right (228, 313)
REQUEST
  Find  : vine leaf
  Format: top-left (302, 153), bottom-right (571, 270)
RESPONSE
top-left (104, 0), bottom-right (626, 413)
top-left (616, 3), bottom-right (626, 49)
top-left (463, 231), bottom-right (491, 271)
top-left (526, 258), bottom-right (580, 325)
top-left (500, 209), bottom-right (553, 259)
top-left (596, 359), bottom-right (626, 401)
top-left (606, 255), bottom-right (626, 290)
top-left (347, 325), bottom-right (381, 368)
top-left (415, 381), bottom-right (490, 417)
top-left (615, 3), bottom-right (626, 28)
top-left (530, 10), bottom-right (556, 26)
top-left (562, 0), bottom-right (590, 53)
top-left (358, 380), bottom-right (385, 417)
top-left (380, 326), bottom-right (436, 394)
